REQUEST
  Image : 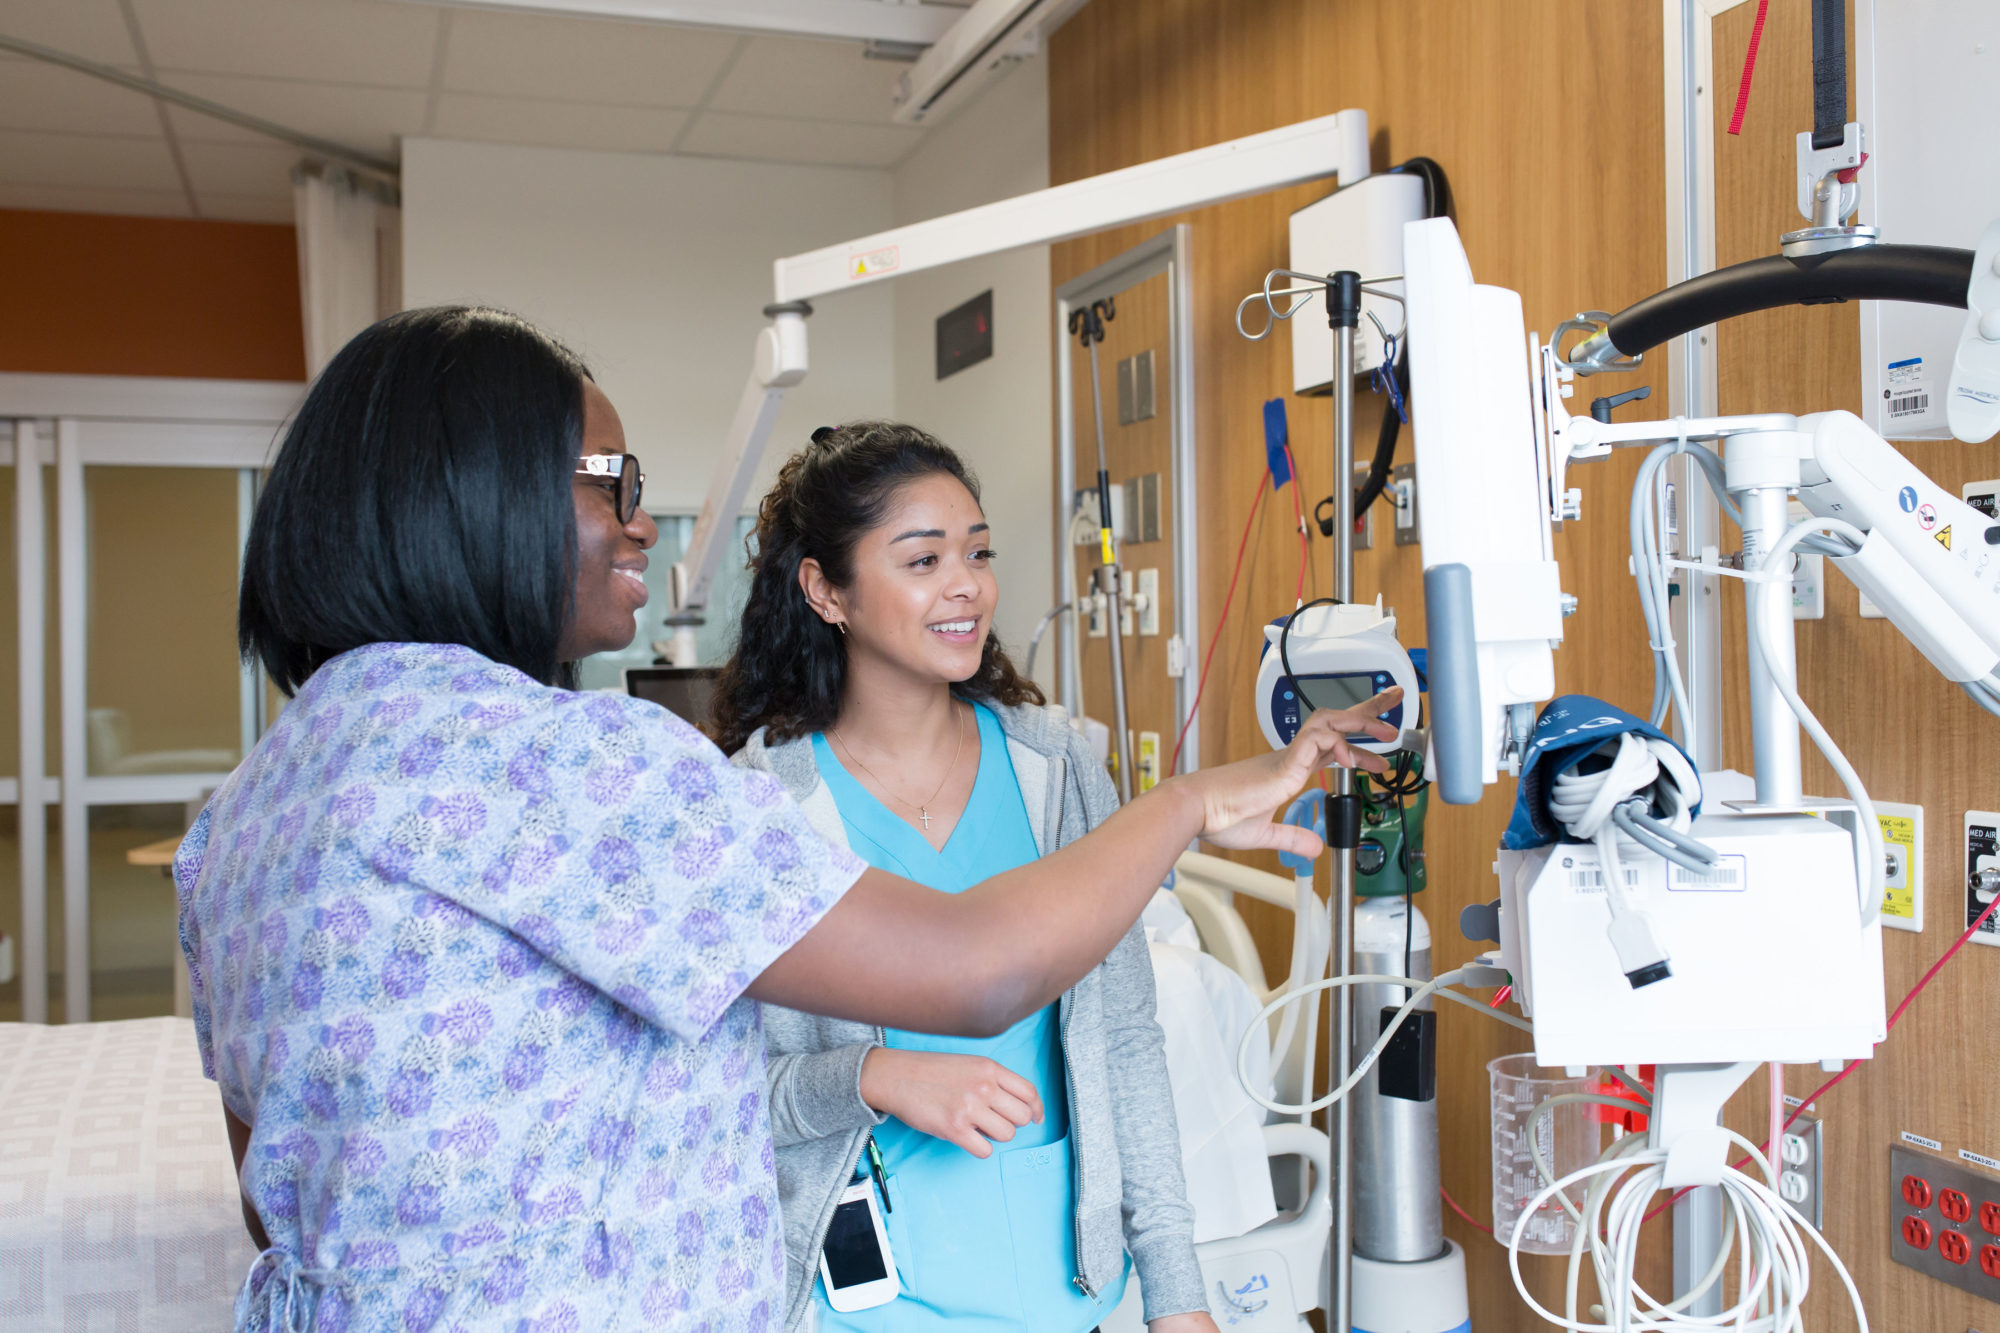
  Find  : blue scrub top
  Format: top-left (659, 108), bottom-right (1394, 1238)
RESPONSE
top-left (811, 703), bottom-right (1126, 1333)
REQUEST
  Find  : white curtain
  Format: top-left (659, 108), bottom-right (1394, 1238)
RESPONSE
top-left (293, 163), bottom-right (402, 378)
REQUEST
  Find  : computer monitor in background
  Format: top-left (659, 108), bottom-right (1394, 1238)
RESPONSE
top-left (624, 666), bottom-right (720, 730)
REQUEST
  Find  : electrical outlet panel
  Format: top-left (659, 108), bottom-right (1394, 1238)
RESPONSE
top-left (1350, 469), bottom-right (1374, 551)
top-left (1966, 811), bottom-right (2000, 949)
top-left (1889, 1145), bottom-right (2000, 1302)
top-left (1780, 1111), bottom-right (1824, 1231)
top-left (1392, 461), bottom-right (1421, 547)
top-left (1135, 569), bottom-right (1160, 637)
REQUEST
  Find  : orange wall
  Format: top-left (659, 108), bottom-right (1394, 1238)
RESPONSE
top-left (0, 208), bottom-right (305, 381)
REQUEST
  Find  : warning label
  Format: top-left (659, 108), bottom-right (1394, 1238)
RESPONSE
top-left (850, 246), bottom-right (900, 280)
top-left (1936, 526), bottom-right (1952, 551)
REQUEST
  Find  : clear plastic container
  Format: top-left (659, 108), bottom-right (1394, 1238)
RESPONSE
top-left (1488, 1054), bottom-right (1603, 1253)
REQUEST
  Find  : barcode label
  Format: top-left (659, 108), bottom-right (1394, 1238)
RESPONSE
top-left (1670, 854), bottom-right (1748, 892)
top-left (1569, 867), bottom-right (1641, 892)
top-left (1887, 392), bottom-right (1930, 419)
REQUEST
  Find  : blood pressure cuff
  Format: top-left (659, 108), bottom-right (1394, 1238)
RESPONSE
top-left (1500, 695), bottom-right (1702, 850)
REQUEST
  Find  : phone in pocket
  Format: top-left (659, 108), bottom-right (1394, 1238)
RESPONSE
top-left (818, 1180), bottom-right (899, 1312)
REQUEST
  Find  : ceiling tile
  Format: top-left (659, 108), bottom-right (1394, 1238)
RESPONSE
top-left (706, 35), bottom-right (899, 125)
top-left (431, 94), bottom-right (689, 156)
top-left (441, 9), bottom-right (736, 109)
top-left (177, 139), bottom-right (301, 198)
top-left (198, 191), bottom-right (297, 223)
top-left (0, 58), bottom-right (162, 137)
top-left (158, 72), bottom-right (424, 157)
top-left (130, 0), bottom-right (441, 87)
top-left (0, 129), bottom-right (182, 191)
top-left (678, 111), bottom-right (919, 170)
top-left (0, 181), bottom-right (192, 218)
top-left (0, 0), bottom-right (140, 65)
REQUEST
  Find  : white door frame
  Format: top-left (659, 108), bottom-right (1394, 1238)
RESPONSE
top-left (3, 372), bottom-right (303, 1022)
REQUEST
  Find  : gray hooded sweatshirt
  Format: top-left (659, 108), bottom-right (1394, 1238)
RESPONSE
top-left (733, 699), bottom-right (1207, 1330)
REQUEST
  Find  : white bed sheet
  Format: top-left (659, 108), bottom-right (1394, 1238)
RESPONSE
top-left (0, 1016), bottom-right (255, 1331)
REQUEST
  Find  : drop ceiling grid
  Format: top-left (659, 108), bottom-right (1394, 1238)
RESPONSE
top-left (0, 0), bottom-right (944, 219)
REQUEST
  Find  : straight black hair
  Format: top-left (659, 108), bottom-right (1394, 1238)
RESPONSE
top-left (240, 305), bottom-right (589, 694)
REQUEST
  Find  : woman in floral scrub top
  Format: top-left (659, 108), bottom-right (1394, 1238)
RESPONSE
top-left (177, 307), bottom-right (1397, 1333)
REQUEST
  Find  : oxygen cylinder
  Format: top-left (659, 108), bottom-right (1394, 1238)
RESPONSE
top-left (1350, 895), bottom-right (1443, 1262)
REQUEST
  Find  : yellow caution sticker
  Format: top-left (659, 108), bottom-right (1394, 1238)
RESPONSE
top-left (1936, 525), bottom-right (1952, 550)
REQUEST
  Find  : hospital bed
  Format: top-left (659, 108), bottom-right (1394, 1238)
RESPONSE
top-left (1097, 851), bottom-right (1336, 1333)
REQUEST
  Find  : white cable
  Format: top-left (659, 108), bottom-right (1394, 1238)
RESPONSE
top-left (1265, 870), bottom-right (1326, 1083)
top-left (1750, 516), bottom-right (1885, 925)
top-left (1546, 731), bottom-right (1705, 986)
top-left (1234, 970), bottom-right (1532, 1116)
top-left (1507, 1123), bottom-right (1869, 1333)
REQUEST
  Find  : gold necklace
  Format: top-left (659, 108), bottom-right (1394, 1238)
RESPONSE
top-left (832, 702), bottom-right (966, 832)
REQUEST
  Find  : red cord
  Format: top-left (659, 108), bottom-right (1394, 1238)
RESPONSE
top-left (1167, 484), bottom-right (1268, 778)
top-left (1640, 891), bottom-right (2000, 1224)
top-left (1282, 443), bottom-right (1309, 604)
top-left (1441, 1184), bottom-right (1494, 1235)
top-left (1726, 0), bottom-right (1771, 136)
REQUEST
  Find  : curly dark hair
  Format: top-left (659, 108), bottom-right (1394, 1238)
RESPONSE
top-left (706, 421), bottom-right (1043, 754)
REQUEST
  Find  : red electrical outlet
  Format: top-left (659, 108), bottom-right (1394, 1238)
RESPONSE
top-left (1891, 1145), bottom-right (2000, 1298)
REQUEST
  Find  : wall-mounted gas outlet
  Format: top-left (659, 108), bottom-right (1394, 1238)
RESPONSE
top-left (1965, 811), bottom-right (2000, 949)
top-left (1136, 730), bottom-right (1160, 794)
top-left (1889, 1144), bottom-right (2000, 1301)
top-left (1779, 1110), bottom-right (1824, 1231)
top-left (1135, 569), bottom-right (1160, 636)
top-left (1086, 591), bottom-right (1107, 638)
top-left (1963, 478), bottom-right (2000, 520)
top-left (1877, 802), bottom-right (1925, 934)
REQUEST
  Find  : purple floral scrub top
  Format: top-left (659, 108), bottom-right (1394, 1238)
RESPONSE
top-left (175, 642), bottom-right (866, 1333)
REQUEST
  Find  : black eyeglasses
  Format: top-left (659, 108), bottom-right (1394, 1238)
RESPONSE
top-left (574, 453), bottom-right (646, 525)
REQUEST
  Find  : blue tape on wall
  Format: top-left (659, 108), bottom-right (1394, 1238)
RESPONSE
top-left (1263, 398), bottom-right (1292, 489)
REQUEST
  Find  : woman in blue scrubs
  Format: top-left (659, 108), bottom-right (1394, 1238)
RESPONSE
top-left (710, 423), bottom-right (1225, 1333)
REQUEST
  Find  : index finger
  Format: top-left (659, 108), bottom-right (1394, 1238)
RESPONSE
top-left (996, 1066), bottom-right (1044, 1124)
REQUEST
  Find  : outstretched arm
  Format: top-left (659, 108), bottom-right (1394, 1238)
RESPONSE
top-left (748, 696), bottom-right (1398, 1037)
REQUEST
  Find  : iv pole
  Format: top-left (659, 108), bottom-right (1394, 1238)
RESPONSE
top-left (1324, 270), bottom-right (1363, 1333)
top-left (1070, 297), bottom-right (1137, 804)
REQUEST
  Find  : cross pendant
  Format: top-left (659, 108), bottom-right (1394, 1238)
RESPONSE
top-left (919, 808), bottom-right (932, 831)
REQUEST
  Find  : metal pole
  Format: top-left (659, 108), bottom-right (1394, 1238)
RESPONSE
top-left (1085, 323), bottom-right (1136, 804)
top-left (1738, 485), bottom-right (1805, 806)
top-left (1328, 270), bottom-right (1362, 1333)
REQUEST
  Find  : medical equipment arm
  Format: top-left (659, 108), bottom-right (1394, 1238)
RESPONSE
top-left (666, 110), bottom-right (1378, 659)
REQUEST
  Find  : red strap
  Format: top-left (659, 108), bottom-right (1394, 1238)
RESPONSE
top-left (1726, 0), bottom-right (1772, 137)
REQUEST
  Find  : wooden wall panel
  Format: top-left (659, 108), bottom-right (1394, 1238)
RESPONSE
top-left (1050, 1), bottom-right (1998, 1329)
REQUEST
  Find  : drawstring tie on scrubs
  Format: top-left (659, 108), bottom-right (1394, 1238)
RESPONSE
top-left (233, 1246), bottom-right (351, 1332)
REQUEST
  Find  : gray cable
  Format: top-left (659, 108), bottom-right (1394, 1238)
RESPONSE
top-left (1023, 600), bottom-right (1073, 683)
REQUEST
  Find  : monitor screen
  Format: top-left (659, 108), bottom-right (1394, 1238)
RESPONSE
top-left (1295, 671), bottom-right (1379, 713)
top-left (624, 667), bottom-right (720, 729)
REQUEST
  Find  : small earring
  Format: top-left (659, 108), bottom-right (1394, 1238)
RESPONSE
top-left (834, 621), bottom-right (847, 636)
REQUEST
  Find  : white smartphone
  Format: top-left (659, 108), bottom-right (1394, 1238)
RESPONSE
top-left (818, 1180), bottom-right (899, 1312)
